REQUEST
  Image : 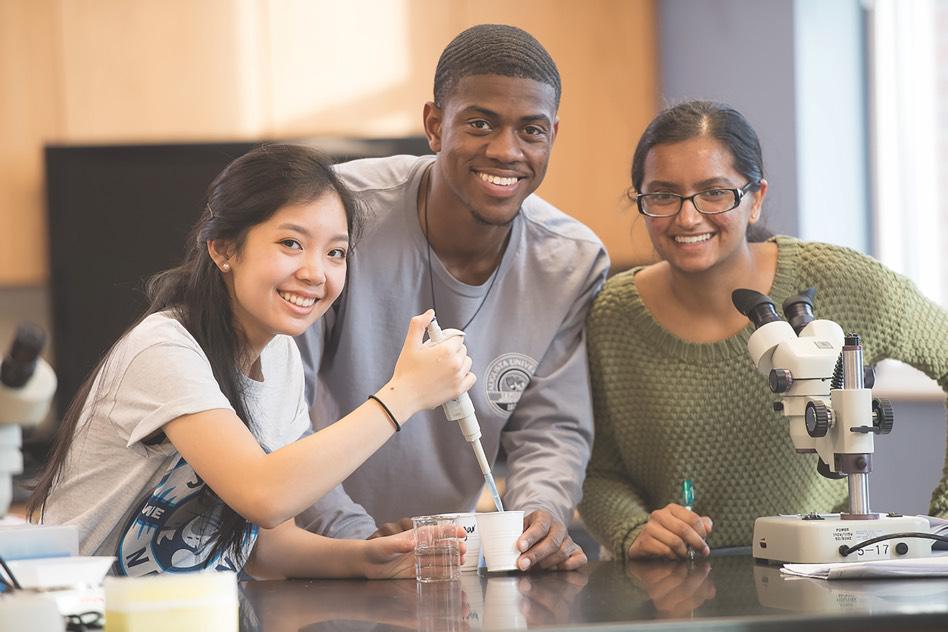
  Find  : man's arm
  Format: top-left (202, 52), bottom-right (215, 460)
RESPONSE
top-left (500, 245), bottom-right (609, 569)
top-left (500, 246), bottom-right (608, 522)
top-left (295, 484), bottom-right (378, 539)
top-left (296, 306), bottom-right (334, 409)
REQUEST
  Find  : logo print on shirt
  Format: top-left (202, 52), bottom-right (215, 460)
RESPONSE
top-left (115, 455), bottom-right (257, 576)
top-left (485, 352), bottom-right (537, 416)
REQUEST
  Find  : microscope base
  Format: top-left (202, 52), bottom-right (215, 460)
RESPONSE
top-left (752, 514), bottom-right (931, 564)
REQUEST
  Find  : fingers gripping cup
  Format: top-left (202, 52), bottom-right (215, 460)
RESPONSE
top-left (413, 515), bottom-right (462, 582)
top-left (475, 511), bottom-right (525, 573)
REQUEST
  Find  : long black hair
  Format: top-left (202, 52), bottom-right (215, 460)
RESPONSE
top-left (29, 143), bottom-right (361, 566)
top-left (631, 100), bottom-right (772, 242)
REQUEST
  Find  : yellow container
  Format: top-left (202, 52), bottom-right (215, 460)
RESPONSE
top-left (104, 571), bottom-right (237, 631)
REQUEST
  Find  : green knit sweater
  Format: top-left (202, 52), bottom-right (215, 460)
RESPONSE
top-left (579, 236), bottom-right (948, 558)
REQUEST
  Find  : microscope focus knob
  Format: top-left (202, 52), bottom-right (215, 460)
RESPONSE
top-left (872, 398), bottom-right (894, 435)
top-left (805, 401), bottom-right (831, 438)
top-left (769, 369), bottom-right (793, 394)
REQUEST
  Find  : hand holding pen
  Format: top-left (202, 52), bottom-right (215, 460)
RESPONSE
top-left (626, 481), bottom-right (713, 561)
top-left (682, 479), bottom-right (696, 560)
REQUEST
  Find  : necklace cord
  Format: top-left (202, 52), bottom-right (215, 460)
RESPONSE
top-left (422, 164), bottom-right (509, 332)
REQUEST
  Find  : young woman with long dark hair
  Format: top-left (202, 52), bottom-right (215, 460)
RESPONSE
top-left (30, 144), bottom-right (474, 578)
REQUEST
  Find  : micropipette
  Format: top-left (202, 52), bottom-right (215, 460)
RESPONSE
top-left (426, 316), bottom-right (504, 512)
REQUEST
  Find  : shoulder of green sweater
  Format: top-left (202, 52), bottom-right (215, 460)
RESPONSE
top-left (773, 234), bottom-right (873, 266)
top-left (773, 235), bottom-right (916, 294)
top-left (600, 267), bottom-right (641, 295)
top-left (590, 267), bottom-right (642, 318)
top-left (772, 236), bottom-right (945, 366)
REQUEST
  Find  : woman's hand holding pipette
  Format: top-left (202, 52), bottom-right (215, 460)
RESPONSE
top-left (377, 310), bottom-right (476, 426)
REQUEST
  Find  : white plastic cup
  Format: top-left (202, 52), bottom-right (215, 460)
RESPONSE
top-left (412, 515), bottom-right (462, 582)
top-left (453, 513), bottom-right (481, 573)
top-left (474, 511), bottom-right (524, 573)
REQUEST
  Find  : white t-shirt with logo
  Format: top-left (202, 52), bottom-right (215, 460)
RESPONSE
top-left (297, 155), bottom-right (610, 538)
top-left (44, 312), bottom-right (310, 574)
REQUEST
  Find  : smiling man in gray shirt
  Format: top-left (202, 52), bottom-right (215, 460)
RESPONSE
top-left (297, 24), bottom-right (608, 572)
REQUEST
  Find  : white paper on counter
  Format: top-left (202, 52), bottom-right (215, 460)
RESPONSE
top-left (782, 553), bottom-right (948, 580)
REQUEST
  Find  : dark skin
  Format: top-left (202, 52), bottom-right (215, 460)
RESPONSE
top-left (420, 74), bottom-right (558, 283)
top-left (368, 73), bottom-right (586, 572)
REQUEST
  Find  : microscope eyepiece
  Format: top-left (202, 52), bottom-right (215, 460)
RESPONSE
top-left (782, 287), bottom-right (817, 335)
top-left (1, 323), bottom-right (47, 388)
top-left (731, 289), bottom-right (781, 330)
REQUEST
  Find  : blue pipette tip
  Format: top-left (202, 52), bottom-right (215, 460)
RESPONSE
top-left (485, 474), bottom-right (504, 512)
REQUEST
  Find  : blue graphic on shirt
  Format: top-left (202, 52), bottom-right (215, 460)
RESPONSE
top-left (116, 455), bottom-right (257, 575)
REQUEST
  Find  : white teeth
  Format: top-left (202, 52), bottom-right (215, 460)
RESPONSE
top-left (674, 233), bottom-right (713, 244)
top-left (478, 172), bottom-right (518, 186)
top-left (278, 291), bottom-right (316, 307)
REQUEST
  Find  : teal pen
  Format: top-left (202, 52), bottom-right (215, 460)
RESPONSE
top-left (682, 479), bottom-right (695, 561)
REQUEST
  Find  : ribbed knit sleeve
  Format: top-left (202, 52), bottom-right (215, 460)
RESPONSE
top-left (579, 236), bottom-right (948, 556)
top-left (581, 270), bottom-right (652, 559)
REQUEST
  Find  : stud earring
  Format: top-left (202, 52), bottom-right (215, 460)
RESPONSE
top-left (221, 263), bottom-right (231, 273)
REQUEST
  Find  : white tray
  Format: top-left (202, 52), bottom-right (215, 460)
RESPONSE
top-left (7, 556), bottom-right (114, 590)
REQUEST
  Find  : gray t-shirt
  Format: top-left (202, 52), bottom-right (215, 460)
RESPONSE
top-left (298, 155), bottom-right (610, 538)
top-left (43, 312), bottom-right (310, 574)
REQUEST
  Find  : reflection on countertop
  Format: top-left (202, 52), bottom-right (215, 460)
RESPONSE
top-left (238, 557), bottom-right (948, 631)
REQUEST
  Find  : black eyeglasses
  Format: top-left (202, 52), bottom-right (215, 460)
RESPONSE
top-left (633, 181), bottom-right (760, 217)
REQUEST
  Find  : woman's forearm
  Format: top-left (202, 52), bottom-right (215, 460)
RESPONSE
top-left (246, 521), bottom-right (365, 579)
top-left (164, 394), bottom-right (405, 528)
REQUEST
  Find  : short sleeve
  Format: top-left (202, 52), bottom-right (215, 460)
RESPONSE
top-left (103, 340), bottom-right (234, 452)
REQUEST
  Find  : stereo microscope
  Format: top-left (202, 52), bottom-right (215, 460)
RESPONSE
top-left (732, 288), bottom-right (933, 564)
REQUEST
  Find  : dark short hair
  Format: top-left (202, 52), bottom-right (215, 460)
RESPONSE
top-left (632, 100), bottom-right (764, 192)
top-left (434, 24), bottom-right (561, 108)
top-left (631, 100), bottom-right (771, 242)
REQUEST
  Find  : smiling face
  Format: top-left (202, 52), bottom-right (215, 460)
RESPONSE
top-left (215, 192), bottom-right (349, 356)
top-left (641, 135), bottom-right (767, 275)
top-left (424, 74), bottom-right (558, 226)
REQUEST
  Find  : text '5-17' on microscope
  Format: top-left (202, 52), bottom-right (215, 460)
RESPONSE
top-left (732, 287), bottom-right (942, 565)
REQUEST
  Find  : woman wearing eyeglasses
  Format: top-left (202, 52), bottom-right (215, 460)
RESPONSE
top-left (578, 100), bottom-right (948, 561)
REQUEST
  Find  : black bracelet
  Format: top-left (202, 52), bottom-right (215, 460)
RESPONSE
top-left (367, 394), bottom-right (401, 432)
